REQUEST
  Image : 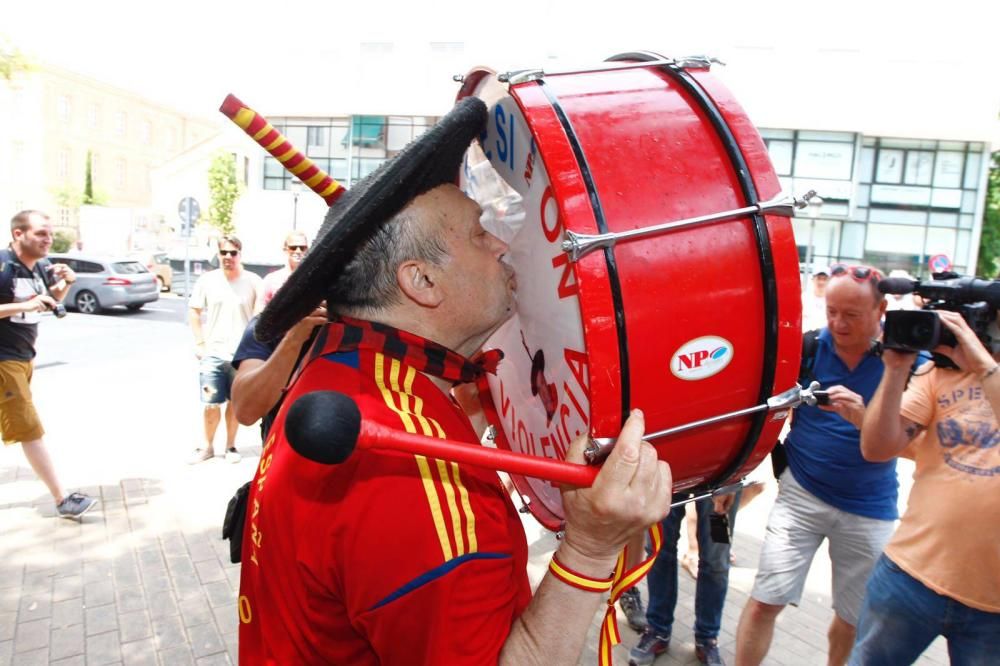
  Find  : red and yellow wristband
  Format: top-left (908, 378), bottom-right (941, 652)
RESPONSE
top-left (548, 553), bottom-right (615, 593)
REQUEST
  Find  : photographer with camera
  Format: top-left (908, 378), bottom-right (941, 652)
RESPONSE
top-left (854, 308), bottom-right (1000, 663)
top-left (0, 210), bottom-right (96, 519)
top-left (736, 264), bottom-right (897, 666)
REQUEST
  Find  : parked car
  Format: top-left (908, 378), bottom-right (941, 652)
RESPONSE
top-left (138, 252), bottom-right (172, 292)
top-left (47, 254), bottom-right (160, 314)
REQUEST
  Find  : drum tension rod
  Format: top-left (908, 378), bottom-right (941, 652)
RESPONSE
top-left (562, 190), bottom-right (818, 262)
top-left (583, 383), bottom-right (815, 464)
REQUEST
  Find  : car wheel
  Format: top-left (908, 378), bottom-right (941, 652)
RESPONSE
top-left (75, 290), bottom-right (101, 314)
top-left (156, 275), bottom-right (166, 292)
top-left (126, 304), bottom-right (144, 311)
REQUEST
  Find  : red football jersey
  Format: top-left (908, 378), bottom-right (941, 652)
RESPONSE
top-left (239, 340), bottom-right (531, 664)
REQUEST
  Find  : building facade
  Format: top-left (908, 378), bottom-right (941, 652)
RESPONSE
top-left (0, 62), bottom-right (216, 238)
top-left (761, 129), bottom-right (991, 277)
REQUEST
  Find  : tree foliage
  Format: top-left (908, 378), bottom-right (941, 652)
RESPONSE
top-left (52, 230), bottom-right (74, 253)
top-left (0, 36), bottom-right (30, 81)
top-left (83, 150), bottom-right (95, 204)
top-left (976, 151), bottom-right (1000, 278)
top-left (207, 151), bottom-right (241, 235)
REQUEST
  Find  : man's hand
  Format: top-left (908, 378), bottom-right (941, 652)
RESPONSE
top-left (933, 310), bottom-right (995, 376)
top-left (712, 492), bottom-right (736, 515)
top-left (48, 263), bottom-right (76, 284)
top-left (285, 306), bottom-right (327, 347)
top-left (818, 385), bottom-right (867, 429)
top-left (559, 410), bottom-right (672, 574)
top-left (25, 294), bottom-right (57, 314)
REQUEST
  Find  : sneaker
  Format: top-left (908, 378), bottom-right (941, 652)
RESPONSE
top-left (619, 587), bottom-right (647, 632)
top-left (56, 492), bottom-right (98, 519)
top-left (187, 448), bottom-right (214, 464)
top-left (629, 629), bottom-right (670, 666)
top-left (695, 639), bottom-right (725, 666)
top-left (225, 448), bottom-right (241, 464)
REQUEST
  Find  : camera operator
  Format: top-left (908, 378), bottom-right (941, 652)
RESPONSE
top-left (854, 310), bottom-right (1000, 663)
top-left (0, 210), bottom-right (95, 519)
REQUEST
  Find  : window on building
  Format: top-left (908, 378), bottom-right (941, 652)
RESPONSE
top-left (58, 208), bottom-right (71, 226)
top-left (11, 142), bottom-right (24, 180)
top-left (57, 95), bottom-right (72, 124)
top-left (116, 158), bottom-right (127, 187)
top-left (89, 103), bottom-right (100, 129)
top-left (115, 111), bottom-right (128, 138)
top-left (141, 120), bottom-right (153, 145)
top-left (167, 127), bottom-right (178, 152)
top-left (58, 148), bottom-right (71, 179)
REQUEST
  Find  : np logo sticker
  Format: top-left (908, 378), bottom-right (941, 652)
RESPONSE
top-left (670, 336), bottom-right (734, 381)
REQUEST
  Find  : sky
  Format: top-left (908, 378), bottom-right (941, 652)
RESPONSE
top-left (4, 0), bottom-right (998, 138)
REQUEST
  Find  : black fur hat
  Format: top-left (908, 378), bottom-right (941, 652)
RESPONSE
top-left (255, 97), bottom-right (488, 342)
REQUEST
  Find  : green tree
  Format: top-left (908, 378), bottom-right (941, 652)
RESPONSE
top-left (52, 230), bottom-right (74, 253)
top-left (207, 151), bottom-right (241, 235)
top-left (0, 36), bottom-right (30, 81)
top-left (83, 150), bottom-right (95, 204)
top-left (976, 151), bottom-right (1000, 278)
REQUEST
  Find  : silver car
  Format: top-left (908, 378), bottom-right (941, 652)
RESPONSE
top-left (48, 254), bottom-right (160, 314)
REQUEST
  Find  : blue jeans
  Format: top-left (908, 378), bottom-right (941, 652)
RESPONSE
top-left (644, 495), bottom-right (738, 642)
top-left (850, 555), bottom-right (1000, 666)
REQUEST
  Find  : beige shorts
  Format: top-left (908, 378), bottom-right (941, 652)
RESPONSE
top-left (750, 469), bottom-right (896, 626)
top-left (0, 359), bottom-right (44, 444)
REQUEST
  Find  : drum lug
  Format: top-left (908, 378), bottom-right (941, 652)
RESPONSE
top-left (561, 190), bottom-right (816, 261)
top-left (675, 55), bottom-right (726, 69)
top-left (498, 69), bottom-right (545, 85)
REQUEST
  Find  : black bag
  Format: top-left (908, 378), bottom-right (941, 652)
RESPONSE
top-left (222, 481), bottom-right (251, 564)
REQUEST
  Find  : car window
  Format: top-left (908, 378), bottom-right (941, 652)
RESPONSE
top-left (76, 261), bottom-right (104, 274)
top-left (152, 253), bottom-right (168, 265)
top-left (112, 261), bottom-right (149, 274)
top-left (50, 257), bottom-right (76, 272)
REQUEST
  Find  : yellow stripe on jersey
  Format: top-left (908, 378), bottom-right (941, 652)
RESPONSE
top-left (375, 354), bottom-right (452, 561)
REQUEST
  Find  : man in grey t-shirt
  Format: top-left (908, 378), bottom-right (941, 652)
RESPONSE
top-left (187, 236), bottom-right (263, 463)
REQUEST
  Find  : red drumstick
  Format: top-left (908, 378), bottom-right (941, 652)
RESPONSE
top-left (219, 94), bottom-right (345, 206)
top-left (284, 390), bottom-right (600, 488)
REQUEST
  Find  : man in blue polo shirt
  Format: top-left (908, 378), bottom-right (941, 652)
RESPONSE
top-left (734, 264), bottom-right (893, 666)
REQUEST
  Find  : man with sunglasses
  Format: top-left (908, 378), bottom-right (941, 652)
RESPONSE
top-left (854, 311), bottom-right (1000, 663)
top-left (262, 231), bottom-right (309, 306)
top-left (736, 263), bottom-right (896, 666)
top-left (187, 236), bottom-right (264, 464)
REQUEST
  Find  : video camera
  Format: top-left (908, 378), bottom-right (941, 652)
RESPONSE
top-left (880, 271), bottom-right (1000, 369)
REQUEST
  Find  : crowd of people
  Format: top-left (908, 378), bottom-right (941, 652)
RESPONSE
top-left (3, 97), bottom-right (997, 665)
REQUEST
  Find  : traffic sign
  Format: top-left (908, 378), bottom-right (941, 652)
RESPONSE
top-left (178, 197), bottom-right (201, 235)
top-left (928, 253), bottom-right (952, 274)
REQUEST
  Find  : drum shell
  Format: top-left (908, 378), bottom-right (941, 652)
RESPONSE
top-left (461, 62), bottom-right (801, 530)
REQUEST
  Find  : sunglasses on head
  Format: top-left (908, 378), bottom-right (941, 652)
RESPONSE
top-left (286, 245), bottom-right (308, 252)
top-left (219, 249), bottom-right (239, 257)
top-left (830, 263), bottom-right (882, 283)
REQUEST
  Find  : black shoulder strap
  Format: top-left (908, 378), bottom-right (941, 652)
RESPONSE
top-left (0, 248), bottom-right (17, 297)
top-left (799, 329), bottom-right (821, 385)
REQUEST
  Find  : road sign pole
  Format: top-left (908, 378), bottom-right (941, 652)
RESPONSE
top-left (184, 199), bottom-right (192, 304)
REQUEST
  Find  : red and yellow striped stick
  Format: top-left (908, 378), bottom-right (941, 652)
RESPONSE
top-left (219, 94), bottom-right (345, 206)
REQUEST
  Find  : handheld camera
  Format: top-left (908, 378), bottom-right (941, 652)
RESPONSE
top-left (879, 271), bottom-right (1000, 369)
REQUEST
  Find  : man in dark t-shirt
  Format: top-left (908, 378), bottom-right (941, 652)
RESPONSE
top-left (231, 307), bottom-right (326, 439)
top-left (0, 210), bottom-right (97, 519)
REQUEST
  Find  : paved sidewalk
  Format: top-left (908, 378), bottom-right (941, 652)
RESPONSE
top-left (2, 449), bottom-right (949, 666)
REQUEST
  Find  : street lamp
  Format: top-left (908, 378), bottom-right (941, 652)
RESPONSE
top-left (291, 177), bottom-right (303, 230)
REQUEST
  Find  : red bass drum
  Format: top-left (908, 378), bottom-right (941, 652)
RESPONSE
top-left (458, 52), bottom-right (802, 531)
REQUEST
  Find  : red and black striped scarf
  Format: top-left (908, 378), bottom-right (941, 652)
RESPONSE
top-left (307, 315), bottom-right (502, 385)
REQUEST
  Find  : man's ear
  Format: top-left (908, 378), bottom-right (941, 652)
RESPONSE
top-left (397, 260), bottom-right (443, 307)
